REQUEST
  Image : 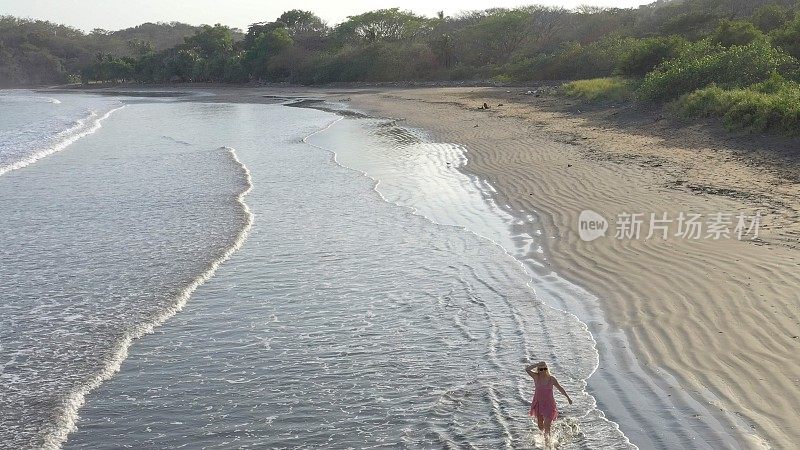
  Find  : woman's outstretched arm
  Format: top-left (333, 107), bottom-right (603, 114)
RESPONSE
top-left (553, 378), bottom-right (573, 405)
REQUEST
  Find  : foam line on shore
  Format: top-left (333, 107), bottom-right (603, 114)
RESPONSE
top-left (300, 109), bottom-right (636, 449)
top-left (343, 91), bottom-right (785, 448)
top-left (0, 105), bottom-right (125, 177)
top-left (40, 146), bottom-right (254, 450)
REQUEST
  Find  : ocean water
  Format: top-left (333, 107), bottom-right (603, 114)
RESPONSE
top-left (0, 95), bottom-right (248, 448)
top-left (0, 90), bottom-right (757, 449)
top-left (0, 90), bottom-right (123, 176)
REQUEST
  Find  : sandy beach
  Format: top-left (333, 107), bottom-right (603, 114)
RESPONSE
top-left (9, 0), bottom-right (800, 446)
top-left (46, 83), bottom-right (800, 446)
top-left (340, 86), bottom-right (800, 448)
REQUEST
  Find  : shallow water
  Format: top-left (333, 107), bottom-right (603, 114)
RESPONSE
top-left (0, 91), bottom-right (756, 449)
top-left (56, 101), bottom-right (617, 449)
top-left (0, 98), bottom-right (248, 448)
top-left (0, 90), bottom-right (123, 176)
top-left (303, 112), bottom-right (760, 449)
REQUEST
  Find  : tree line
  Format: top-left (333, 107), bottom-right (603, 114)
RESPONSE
top-left (78, 1), bottom-right (800, 85)
top-left (0, 17), bottom-right (216, 86)
top-left (2, 0), bottom-right (800, 92)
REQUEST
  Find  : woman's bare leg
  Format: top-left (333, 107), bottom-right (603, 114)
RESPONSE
top-left (536, 415), bottom-right (544, 431)
top-left (543, 418), bottom-right (552, 436)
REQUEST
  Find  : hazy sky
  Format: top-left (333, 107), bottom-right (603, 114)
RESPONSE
top-left (0, 0), bottom-right (655, 32)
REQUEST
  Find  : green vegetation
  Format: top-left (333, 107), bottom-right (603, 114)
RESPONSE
top-left (617, 36), bottom-right (689, 77)
top-left (563, 77), bottom-right (635, 101)
top-left (676, 74), bottom-right (800, 134)
top-left (709, 19), bottom-right (764, 47)
top-left (637, 39), bottom-right (797, 101)
top-left (2, 0), bottom-right (800, 135)
top-left (752, 4), bottom-right (793, 32)
top-left (771, 15), bottom-right (800, 59)
top-left (0, 17), bottom-right (214, 86)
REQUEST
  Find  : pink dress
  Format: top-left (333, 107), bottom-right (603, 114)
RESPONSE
top-left (529, 375), bottom-right (558, 421)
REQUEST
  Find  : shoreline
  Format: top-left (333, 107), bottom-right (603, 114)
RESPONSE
top-left (307, 105), bottom-right (758, 448)
top-left (298, 107), bottom-right (658, 448)
top-left (59, 97), bottom-right (618, 448)
top-left (41, 85), bottom-right (800, 447)
top-left (344, 87), bottom-right (800, 448)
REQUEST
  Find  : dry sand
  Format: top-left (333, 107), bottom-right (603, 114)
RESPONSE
top-left (344, 87), bottom-right (800, 449)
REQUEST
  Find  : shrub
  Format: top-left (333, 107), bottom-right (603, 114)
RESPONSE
top-left (312, 42), bottom-right (438, 82)
top-left (751, 4), bottom-right (792, 33)
top-left (540, 42), bottom-right (583, 79)
top-left (638, 39), bottom-right (798, 102)
top-left (709, 20), bottom-right (764, 48)
top-left (660, 12), bottom-right (719, 39)
top-left (771, 17), bottom-right (800, 60)
top-left (573, 36), bottom-right (637, 79)
top-left (500, 54), bottom-right (553, 81)
top-left (496, 45), bottom-right (578, 81)
top-left (676, 76), bottom-right (800, 135)
top-left (501, 37), bottom-right (636, 81)
top-left (562, 77), bottom-right (635, 101)
top-left (491, 73), bottom-right (513, 84)
top-left (617, 36), bottom-right (689, 77)
top-left (446, 64), bottom-right (482, 81)
top-left (751, 71), bottom-right (790, 94)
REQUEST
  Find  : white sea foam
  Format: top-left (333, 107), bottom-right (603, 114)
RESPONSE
top-left (301, 115), bottom-right (636, 448)
top-left (0, 105), bottom-right (125, 177)
top-left (0, 91), bottom-right (60, 104)
top-left (39, 146), bottom-right (254, 450)
top-left (45, 103), bottom-right (640, 448)
top-left (304, 109), bottom-right (767, 449)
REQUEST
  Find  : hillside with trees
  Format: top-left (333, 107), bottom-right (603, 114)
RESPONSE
top-left (0, 18), bottom-right (221, 86)
top-left (2, 0), bottom-right (800, 133)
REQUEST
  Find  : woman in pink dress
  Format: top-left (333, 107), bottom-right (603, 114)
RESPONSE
top-left (526, 361), bottom-right (572, 438)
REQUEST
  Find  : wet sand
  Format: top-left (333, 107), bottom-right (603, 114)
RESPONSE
top-left (56, 84), bottom-right (800, 447)
top-left (346, 87), bottom-right (800, 449)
